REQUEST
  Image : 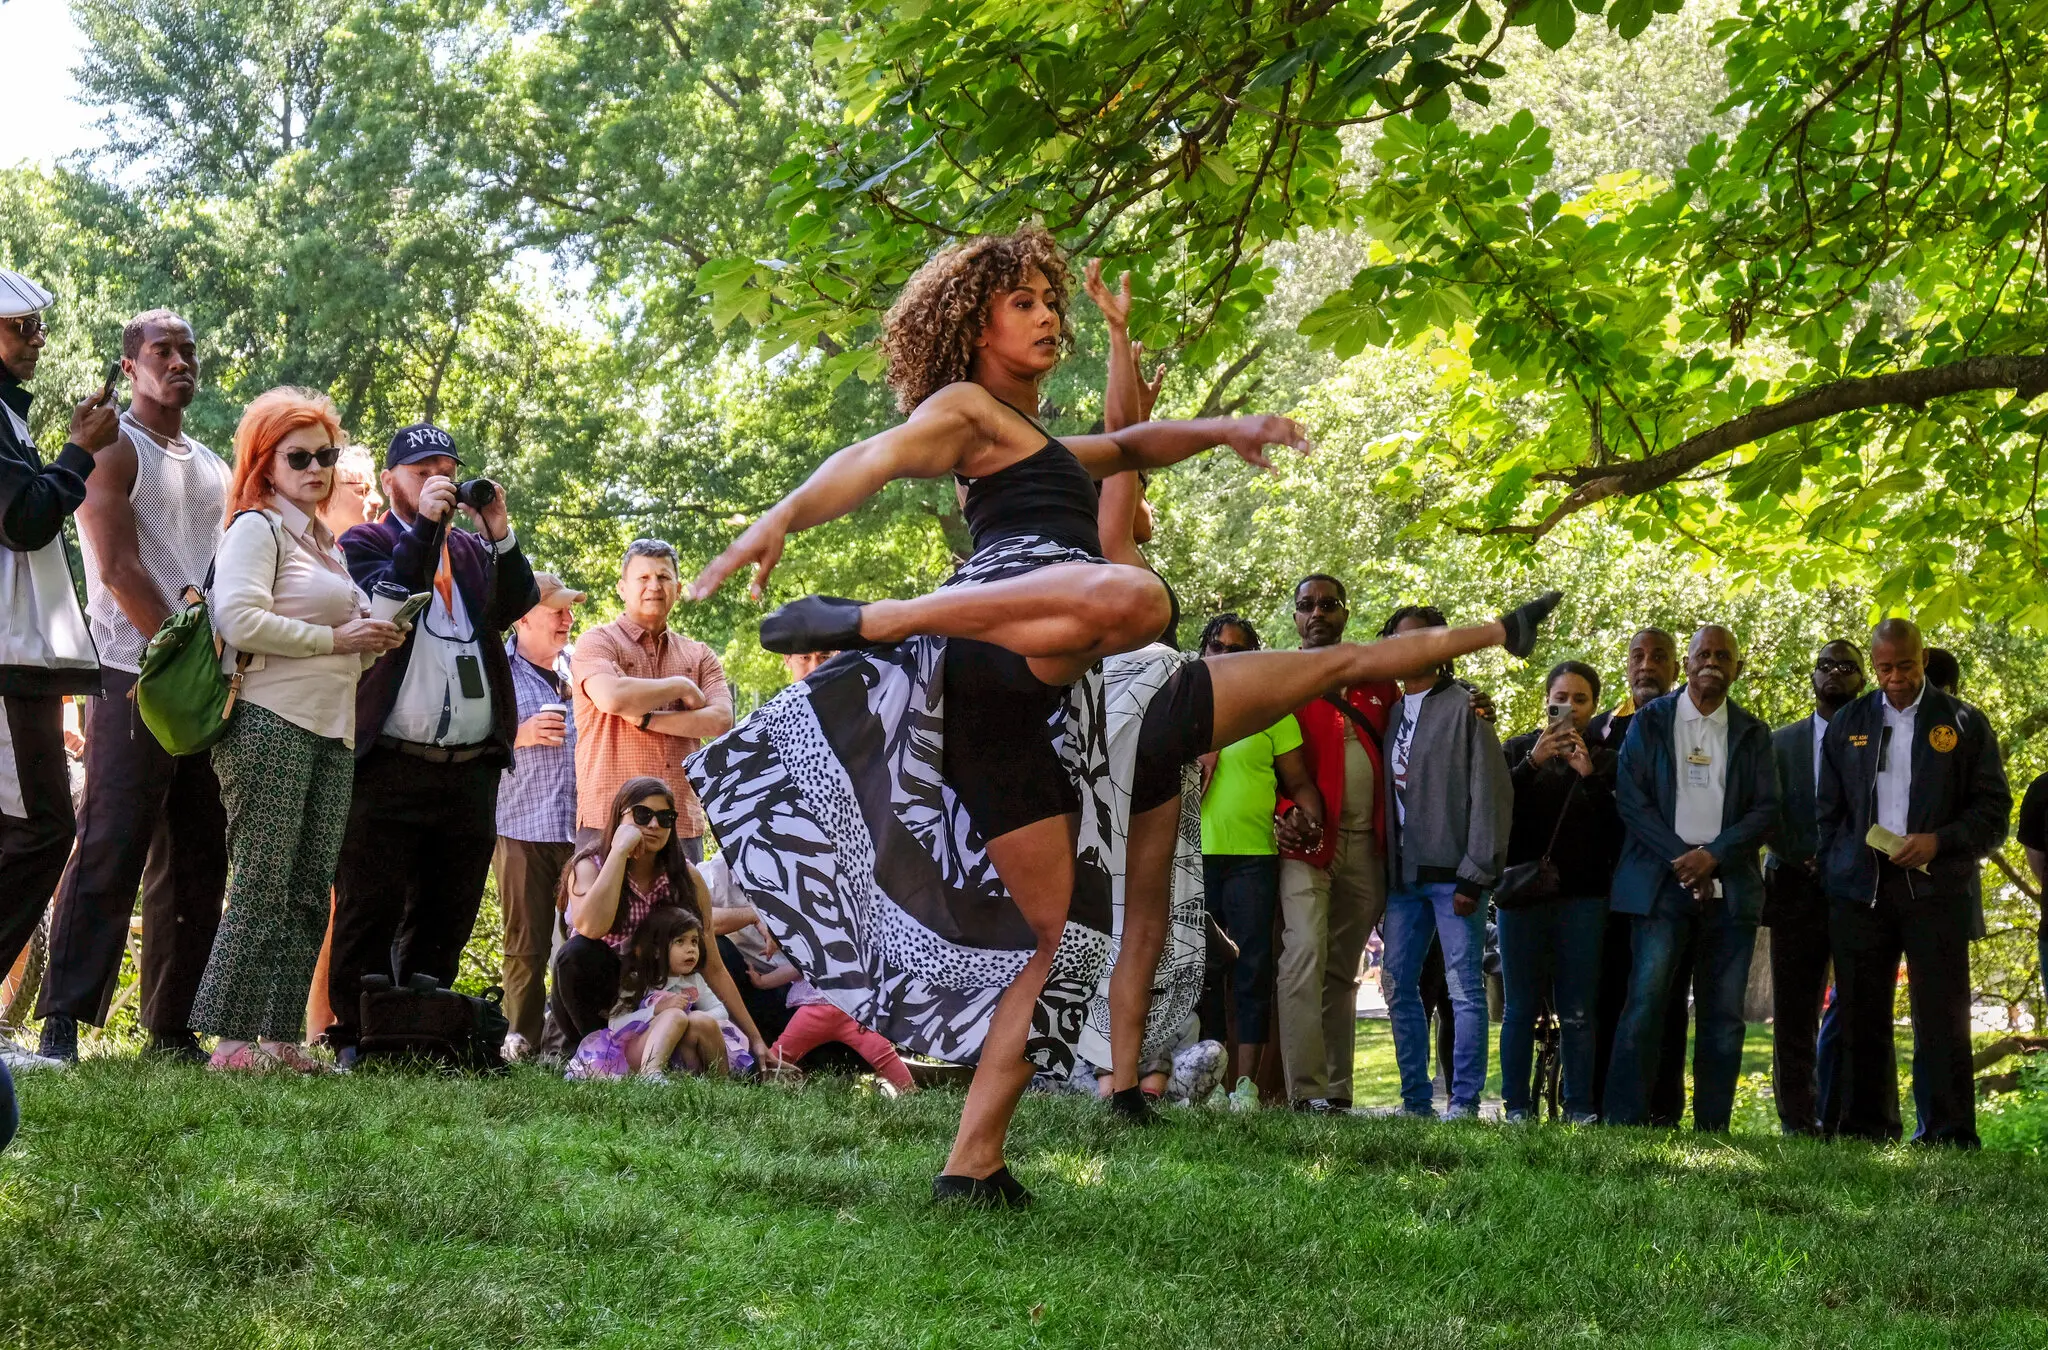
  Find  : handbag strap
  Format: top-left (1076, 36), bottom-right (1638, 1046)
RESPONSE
top-left (1537, 772), bottom-right (1582, 863)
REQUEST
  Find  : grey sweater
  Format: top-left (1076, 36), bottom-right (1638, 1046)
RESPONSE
top-left (1382, 675), bottom-right (1513, 891)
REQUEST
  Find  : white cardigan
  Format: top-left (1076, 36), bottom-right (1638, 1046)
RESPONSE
top-left (211, 501), bottom-right (374, 746)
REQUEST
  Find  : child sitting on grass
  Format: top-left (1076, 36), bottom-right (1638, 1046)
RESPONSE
top-left (722, 906), bottom-right (915, 1094)
top-left (566, 907), bottom-right (754, 1080)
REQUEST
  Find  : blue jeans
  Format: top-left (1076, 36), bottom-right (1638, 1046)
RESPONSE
top-left (1383, 881), bottom-right (1487, 1113)
top-left (1605, 887), bottom-right (1757, 1129)
top-left (0, 1055), bottom-right (15, 1153)
top-left (1203, 854), bottom-right (1281, 1044)
top-left (1498, 895), bottom-right (1606, 1116)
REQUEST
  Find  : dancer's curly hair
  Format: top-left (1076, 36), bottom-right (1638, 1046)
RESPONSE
top-left (882, 224), bottom-right (1074, 412)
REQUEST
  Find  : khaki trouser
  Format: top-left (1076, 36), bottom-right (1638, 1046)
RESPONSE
top-left (1277, 828), bottom-right (1386, 1103)
top-left (492, 837), bottom-right (575, 1046)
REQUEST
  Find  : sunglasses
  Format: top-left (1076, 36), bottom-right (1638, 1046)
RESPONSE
top-left (628, 805), bottom-right (679, 829)
top-left (280, 446), bottom-right (343, 471)
top-left (1206, 642), bottom-right (1254, 655)
top-left (1295, 596), bottom-right (1346, 614)
top-left (6, 315), bottom-right (46, 341)
top-left (1813, 657), bottom-right (1862, 674)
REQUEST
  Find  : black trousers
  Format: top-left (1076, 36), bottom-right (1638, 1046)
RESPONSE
top-left (550, 933), bottom-right (622, 1050)
top-left (1764, 865), bottom-right (1833, 1135)
top-left (326, 747), bottom-right (499, 1046)
top-left (0, 694), bottom-right (75, 980)
top-left (1591, 911), bottom-right (1690, 1124)
top-left (1833, 869), bottom-right (1978, 1147)
top-left (38, 669), bottom-right (227, 1033)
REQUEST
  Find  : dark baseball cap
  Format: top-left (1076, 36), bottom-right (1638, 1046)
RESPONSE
top-left (385, 422), bottom-right (464, 470)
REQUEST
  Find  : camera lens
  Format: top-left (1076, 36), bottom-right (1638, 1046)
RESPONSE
top-left (456, 478), bottom-right (497, 510)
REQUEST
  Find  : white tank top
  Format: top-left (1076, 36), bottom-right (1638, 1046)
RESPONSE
top-left (81, 415), bottom-right (232, 673)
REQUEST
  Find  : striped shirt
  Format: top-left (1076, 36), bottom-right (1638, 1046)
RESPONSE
top-left (496, 637), bottom-right (577, 843)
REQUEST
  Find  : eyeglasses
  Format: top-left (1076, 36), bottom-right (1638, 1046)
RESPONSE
top-left (628, 805), bottom-right (679, 829)
top-left (1295, 596), bottom-right (1346, 614)
top-left (1813, 657), bottom-right (1861, 674)
top-left (1205, 642), bottom-right (1253, 655)
top-left (280, 446), bottom-right (343, 471)
top-left (5, 315), bottom-right (46, 341)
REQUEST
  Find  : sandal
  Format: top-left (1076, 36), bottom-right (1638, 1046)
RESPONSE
top-left (207, 1043), bottom-right (272, 1073)
top-left (260, 1043), bottom-right (332, 1075)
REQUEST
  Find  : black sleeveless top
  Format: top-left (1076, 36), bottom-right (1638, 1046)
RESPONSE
top-left (956, 406), bottom-right (1102, 557)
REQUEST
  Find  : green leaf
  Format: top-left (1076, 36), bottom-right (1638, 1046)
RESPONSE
top-left (1458, 2), bottom-right (1494, 44)
top-left (1413, 87), bottom-right (1454, 124)
top-left (1527, 0), bottom-right (1578, 48)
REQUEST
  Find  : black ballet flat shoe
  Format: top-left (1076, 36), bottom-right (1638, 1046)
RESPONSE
top-left (1107, 1086), bottom-right (1157, 1126)
top-left (760, 595), bottom-right (875, 655)
top-left (932, 1165), bottom-right (1035, 1209)
top-left (1498, 590), bottom-right (1564, 659)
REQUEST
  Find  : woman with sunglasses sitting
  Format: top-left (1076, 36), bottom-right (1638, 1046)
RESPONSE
top-left (191, 389), bottom-right (406, 1071)
top-left (550, 776), bottom-right (772, 1065)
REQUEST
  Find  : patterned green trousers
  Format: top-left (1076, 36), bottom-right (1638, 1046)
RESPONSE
top-left (191, 702), bottom-right (354, 1042)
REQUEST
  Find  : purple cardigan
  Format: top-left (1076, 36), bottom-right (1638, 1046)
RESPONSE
top-left (340, 512), bottom-right (539, 768)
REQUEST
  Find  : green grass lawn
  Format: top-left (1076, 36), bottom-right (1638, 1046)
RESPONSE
top-left (6, 1028), bottom-right (2048, 1348)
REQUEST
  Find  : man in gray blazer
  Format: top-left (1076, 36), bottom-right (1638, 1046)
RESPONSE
top-left (1764, 639), bottom-right (1864, 1135)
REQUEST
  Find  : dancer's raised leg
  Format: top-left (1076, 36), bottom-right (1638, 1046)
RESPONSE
top-left (764, 563), bottom-right (1171, 688)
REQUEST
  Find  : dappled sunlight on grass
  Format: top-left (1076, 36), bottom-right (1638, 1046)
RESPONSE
top-left (1040, 1150), bottom-right (1109, 1188)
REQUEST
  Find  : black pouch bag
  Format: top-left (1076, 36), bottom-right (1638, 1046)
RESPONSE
top-left (356, 973), bottom-right (510, 1073)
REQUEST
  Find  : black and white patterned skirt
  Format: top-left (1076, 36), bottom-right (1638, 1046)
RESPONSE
top-left (687, 535), bottom-right (1123, 1075)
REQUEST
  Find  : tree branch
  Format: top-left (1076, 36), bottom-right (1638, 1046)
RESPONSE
top-left (1492, 353), bottom-right (2048, 540)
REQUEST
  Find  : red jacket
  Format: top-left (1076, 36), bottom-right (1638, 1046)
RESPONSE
top-left (1279, 680), bottom-right (1394, 868)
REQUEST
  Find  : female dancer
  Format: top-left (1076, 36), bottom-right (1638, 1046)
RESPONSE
top-left (688, 226), bottom-right (1312, 1206)
top-left (1075, 277), bottom-right (1560, 1112)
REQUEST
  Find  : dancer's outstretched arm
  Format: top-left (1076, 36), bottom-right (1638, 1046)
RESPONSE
top-left (1066, 414), bottom-right (1309, 479)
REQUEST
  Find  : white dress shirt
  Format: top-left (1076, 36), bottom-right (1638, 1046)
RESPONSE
top-left (383, 526), bottom-right (518, 747)
top-left (1811, 712), bottom-right (1827, 795)
top-left (1672, 689), bottom-right (1730, 848)
top-left (1876, 681), bottom-right (1924, 837)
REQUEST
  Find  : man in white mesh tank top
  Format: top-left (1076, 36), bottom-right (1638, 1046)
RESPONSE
top-left (37, 310), bottom-right (232, 1064)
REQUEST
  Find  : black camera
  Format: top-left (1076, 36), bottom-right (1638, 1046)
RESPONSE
top-left (455, 478), bottom-right (498, 510)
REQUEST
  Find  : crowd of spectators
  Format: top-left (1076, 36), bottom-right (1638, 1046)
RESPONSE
top-left (1, 275), bottom-right (2041, 1156)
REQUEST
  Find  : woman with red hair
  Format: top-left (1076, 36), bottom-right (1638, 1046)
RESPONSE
top-left (190, 388), bottom-right (405, 1072)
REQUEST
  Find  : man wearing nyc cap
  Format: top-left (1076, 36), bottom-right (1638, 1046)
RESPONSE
top-left (0, 268), bottom-right (118, 1073)
top-left (492, 571), bottom-right (585, 1059)
top-left (324, 422), bottom-right (539, 1061)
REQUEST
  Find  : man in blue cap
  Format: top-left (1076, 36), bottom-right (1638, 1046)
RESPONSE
top-left (323, 422), bottom-right (539, 1063)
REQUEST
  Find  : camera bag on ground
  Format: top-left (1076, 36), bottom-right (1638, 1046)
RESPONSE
top-left (355, 973), bottom-right (510, 1073)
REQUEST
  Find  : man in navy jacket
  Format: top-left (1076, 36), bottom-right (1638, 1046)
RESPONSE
top-left (324, 423), bottom-right (539, 1057)
top-left (1608, 625), bottom-right (1778, 1130)
top-left (1817, 618), bottom-right (2008, 1146)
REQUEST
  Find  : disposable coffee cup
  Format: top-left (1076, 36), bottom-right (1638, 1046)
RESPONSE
top-left (368, 580), bottom-right (409, 623)
top-left (538, 701), bottom-right (568, 721)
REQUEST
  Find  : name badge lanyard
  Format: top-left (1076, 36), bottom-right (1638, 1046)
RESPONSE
top-left (1686, 734), bottom-right (1713, 788)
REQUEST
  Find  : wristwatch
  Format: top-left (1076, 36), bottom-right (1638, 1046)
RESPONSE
top-left (638, 712), bottom-right (654, 731)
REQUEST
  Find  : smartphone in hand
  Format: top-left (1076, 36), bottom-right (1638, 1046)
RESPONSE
top-left (98, 359), bottom-right (121, 405)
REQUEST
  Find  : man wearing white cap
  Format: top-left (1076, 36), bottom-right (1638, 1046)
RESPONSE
top-left (492, 570), bottom-right (586, 1057)
top-left (0, 268), bottom-right (119, 1065)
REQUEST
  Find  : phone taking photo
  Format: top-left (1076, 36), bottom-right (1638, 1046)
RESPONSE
top-left (98, 359), bottom-right (121, 403)
top-left (1547, 702), bottom-right (1572, 727)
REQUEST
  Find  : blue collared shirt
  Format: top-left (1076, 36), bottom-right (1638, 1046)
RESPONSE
top-left (496, 636), bottom-right (577, 843)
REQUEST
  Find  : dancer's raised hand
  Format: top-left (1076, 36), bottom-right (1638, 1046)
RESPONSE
top-left (1132, 342), bottom-right (1168, 422)
top-left (1218, 414), bottom-right (1311, 471)
top-left (690, 507), bottom-right (789, 603)
top-left (1082, 259), bottom-right (1133, 331)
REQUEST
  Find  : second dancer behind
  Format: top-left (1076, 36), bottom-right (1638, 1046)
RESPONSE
top-left (687, 226), bottom-right (1311, 1206)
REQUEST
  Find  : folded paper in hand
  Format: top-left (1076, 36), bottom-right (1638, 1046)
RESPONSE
top-left (1866, 823), bottom-right (1930, 874)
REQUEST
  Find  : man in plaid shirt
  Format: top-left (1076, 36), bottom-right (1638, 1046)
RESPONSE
top-left (493, 572), bottom-right (585, 1058)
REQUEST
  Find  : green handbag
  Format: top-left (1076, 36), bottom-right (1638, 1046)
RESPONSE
top-left (133, 511), bottom-right (267, 756)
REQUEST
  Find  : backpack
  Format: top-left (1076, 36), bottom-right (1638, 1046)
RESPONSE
top-left (132, 510), bottom-right (272, 757)
top-left (355, 973), bottom-right (510, 1073)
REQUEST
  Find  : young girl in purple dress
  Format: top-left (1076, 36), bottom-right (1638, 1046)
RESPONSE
top-left (567, 907), bottom-right (754, 1080)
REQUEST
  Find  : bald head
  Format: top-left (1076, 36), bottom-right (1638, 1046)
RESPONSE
top-left (1871, 617), bottom-right (1926, 710)
top-left (1683, 624), bottom-right (1742, 711)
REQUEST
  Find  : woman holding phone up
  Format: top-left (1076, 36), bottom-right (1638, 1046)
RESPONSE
top-left (1497, 661), bottom-right (1620, 1122)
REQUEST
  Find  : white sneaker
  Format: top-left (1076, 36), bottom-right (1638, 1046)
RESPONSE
top-left (1168, 1039), bottom-right (1227, 1106)
top-left (1227, 1076), bottom-right (1260, 1112)
top-left (0, 1038), bottom-right (69, 1072)
top-left (501, 1032), bottom-right (532, 1063)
